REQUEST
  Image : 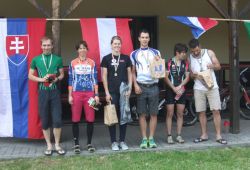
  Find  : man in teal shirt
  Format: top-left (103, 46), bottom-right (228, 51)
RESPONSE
top-left (28, 36), bottom-right (65, 156)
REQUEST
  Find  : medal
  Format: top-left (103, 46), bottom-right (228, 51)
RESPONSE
top-left (112, 54), bottom-right (120, 77)
top-left (112, 58), bottom-right (116, 63)
top-left (198, 58), bottom-right (203, 72)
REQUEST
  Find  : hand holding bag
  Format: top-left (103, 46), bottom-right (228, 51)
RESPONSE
top-left (104, 103), bottom-right (118, 126)
top-left (149, 58), bottom-right (166, 79)
top-left (198, 69), bottom-right (214, 89)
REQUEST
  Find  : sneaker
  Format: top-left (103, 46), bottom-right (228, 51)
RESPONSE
top-left (119, 142), bottom-right (129, 150)
top-left (111, 142), bottom-right (119, 151)
top-left (140, 138), bottom-right (148, 149)
top-left (87, 144), bottom-right (96, 153)
top-left (176, 135), bottom-right (185, 144)
top-left (167, 135), bottom-right (175, 144)
top-left (148, 138), bottom-right (157, 148)
top-left (73, 145), bottom-right (81, 154)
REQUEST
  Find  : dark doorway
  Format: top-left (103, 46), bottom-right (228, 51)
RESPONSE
top-left (129, 16), bottom-right (158, 49)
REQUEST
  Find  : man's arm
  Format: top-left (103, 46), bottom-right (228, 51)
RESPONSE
top-left (132, 65), bottom-right (142, 94)
top-left (57, 68), bottom-right (64, 81)
top-left (207, 49), bottom-right (221, 71)
top-left (28, 69), bottom-right (45, 82)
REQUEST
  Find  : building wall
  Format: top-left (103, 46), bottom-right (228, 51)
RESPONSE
top-left (0, 0), bottom-right (249, 65)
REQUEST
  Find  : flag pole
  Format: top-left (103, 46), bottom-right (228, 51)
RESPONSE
top-left (46, 18), bottom-right (133, 21)
top-left (210, 18), bottom-right (250, 22)
top-left (47, 18), bottom-right (250, 22)
top-left (46, 18), bottom-right (80, 21)
top-left (167, 16), bottom-right (250, 22)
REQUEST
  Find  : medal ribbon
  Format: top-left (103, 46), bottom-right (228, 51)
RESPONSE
top-left (42, 54), bottom-right (53, 73)
top-left (112, 54), bottom-right (120, 76)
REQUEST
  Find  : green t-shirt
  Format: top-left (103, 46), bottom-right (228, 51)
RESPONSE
top-left (30, 54), bottom-right (63, 90)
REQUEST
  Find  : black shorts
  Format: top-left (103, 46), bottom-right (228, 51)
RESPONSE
top-left (38, 89), bottom-right (62, 129)
top-left (165, 88), bottom-right (186, 105)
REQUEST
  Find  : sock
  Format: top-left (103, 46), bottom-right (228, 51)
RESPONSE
top-left (87, 122), bottom-right (94, 145)
top-left (72, 122), bottom-right (79, 145)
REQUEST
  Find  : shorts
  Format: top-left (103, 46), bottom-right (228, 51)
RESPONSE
top-left (165, 88), bottom-right (186, 105)
top-left (194, 88), bottom-right (221, 112)
top-left (71, 91), bottom-right (95, 123)
top-left (38, 89), bottom-right (62, 130)
top-left (136, 83), bottom-right (159, 115)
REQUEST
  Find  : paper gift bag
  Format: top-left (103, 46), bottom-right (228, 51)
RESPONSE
top-left (149, 58), bottom-right (166, 79)
top-left (104, 103), bottom-right (118, 126)
top-left (198, 69), bottom-right (214, 89)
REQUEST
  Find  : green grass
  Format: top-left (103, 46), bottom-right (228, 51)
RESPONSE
top-left (1, 147), bottom-right (250, 170)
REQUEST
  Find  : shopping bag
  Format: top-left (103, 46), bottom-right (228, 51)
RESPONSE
top-left (149, 58), bottom-right (166, 79)
top-left (104, 103), bottom-right (118, 126)
top-left (198, 69), bottom-right (214, 89)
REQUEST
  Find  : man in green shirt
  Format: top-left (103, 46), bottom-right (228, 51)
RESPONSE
top-left (28, 36), bottom-right (65, 156)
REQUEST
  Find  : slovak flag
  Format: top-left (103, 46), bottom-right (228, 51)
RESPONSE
top-left (168, 16), bottom-right (218, 39)
top-left (0, 18), bottom-right (46, 139)
top-left (80, 18), bottom-right (133, 80)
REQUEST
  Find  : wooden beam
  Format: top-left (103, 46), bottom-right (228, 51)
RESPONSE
top-left (207, 0), bottom-right (229, 19)
top-left (52, 0), bottom-right (61, 55)
top-left (228, 0), bottom-right (240, 134)
top-left (239, 1), bottom-right (250, 18)
top-left (62, 0), bottom-right (83, 17)
top-left (28, 0), bottom-right (51, 17)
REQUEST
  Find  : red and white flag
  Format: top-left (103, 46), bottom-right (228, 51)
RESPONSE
top-left (80, 18), bottom-right (133, 80)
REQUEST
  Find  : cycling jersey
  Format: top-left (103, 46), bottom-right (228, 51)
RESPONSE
top-left (167, 57), bottom-right (189, 86)
top-left (68, 57), bottom-right (98, 92)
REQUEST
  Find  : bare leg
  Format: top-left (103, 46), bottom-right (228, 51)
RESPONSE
top-left (166, 104), bottom-right (174, 135)
top-left (176, 104), bottom-right (185, 135)
top-left (53, 128), bottom-right (62, 149)
top-left (149, 114), bottom-right (157, 138)
top-left (43, 128), bottom-right (52, 150)
top-left (199, 111), bottom-right (208, 139)
top-left (213, 110), bottom-right (222, 139)
top-left (139, 114), bottom-right (147, 138)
